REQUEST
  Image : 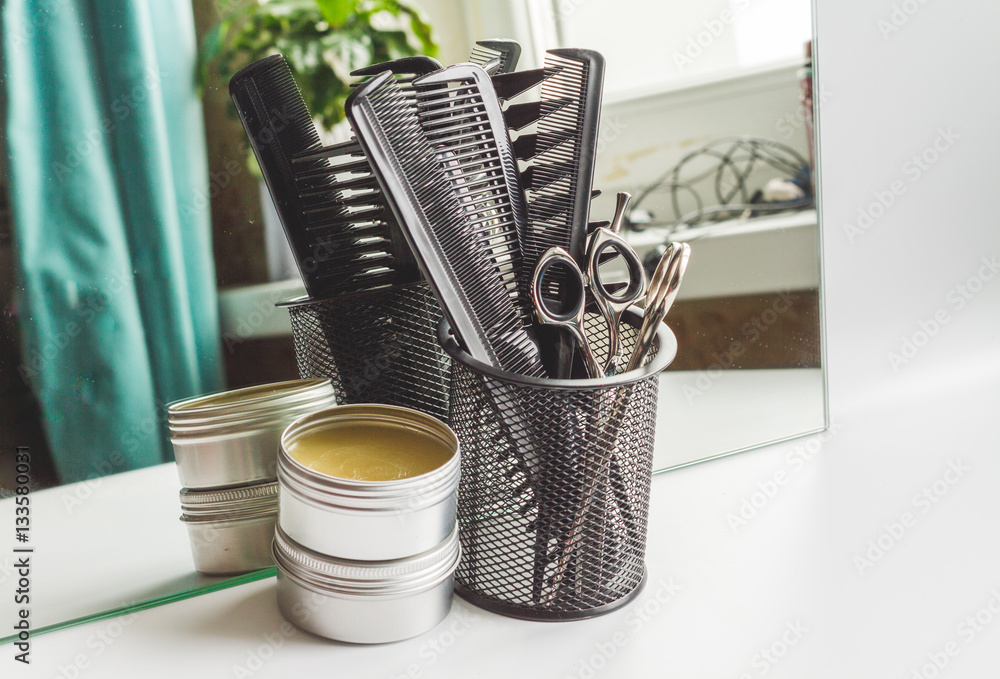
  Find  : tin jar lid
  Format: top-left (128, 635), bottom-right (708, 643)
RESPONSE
top-left (180, 482), bottom-right (278, 523)
top-left (168, 379), bottom-right (338, 440)
top-left (273, 523), bottom-right (460, 597)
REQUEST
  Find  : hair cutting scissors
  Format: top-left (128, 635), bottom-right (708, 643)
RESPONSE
top-left (529, 193), bottom-right (647, 378)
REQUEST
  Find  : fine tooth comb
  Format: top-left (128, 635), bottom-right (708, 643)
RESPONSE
top-left (412, 63), bottom-right (534, 323)
top-left (230, 54), bottom-right (419, 297)
top-left (345, 70), bottom-right (544, 377)
top-left (469, 39), bottom-right (522, 75)
top-left (521, 48), bottom-right (606, 378)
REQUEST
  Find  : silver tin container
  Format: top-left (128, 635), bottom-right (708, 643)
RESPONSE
top-left (169, 379), bottom-right (337, 489)
top-left (180, 482), bottom-right (278, 575)
top-left (277, 404), bottom-right (460, 561)
top-left (273, 523), bottom-right (460, 643)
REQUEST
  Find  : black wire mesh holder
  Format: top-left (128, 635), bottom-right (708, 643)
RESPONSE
top-left (279, 281), bottom-right (450, 422)
top-left (439, 308), bottom-right (676, 620)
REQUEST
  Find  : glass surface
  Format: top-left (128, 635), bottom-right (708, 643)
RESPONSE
top-left (0, 0), bottom-right (824, 639)
top-left (555, 0), bottom-right (812, 94)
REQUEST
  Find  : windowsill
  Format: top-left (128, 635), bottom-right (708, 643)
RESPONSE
top-left (602, 57), bottom-right (806, 108)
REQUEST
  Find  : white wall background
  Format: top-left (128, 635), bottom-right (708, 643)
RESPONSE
top-left (816, 0), bottom-right (1000, 406)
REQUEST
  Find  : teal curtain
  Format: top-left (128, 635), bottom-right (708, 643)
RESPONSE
top-left (3, 0), bottom-right (223, 483)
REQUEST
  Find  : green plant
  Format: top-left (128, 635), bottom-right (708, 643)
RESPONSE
top-left (202, 0), bottom-right (438, 130)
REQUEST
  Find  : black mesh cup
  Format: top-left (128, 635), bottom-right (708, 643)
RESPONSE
top-left (279, 281), bottom-right (450, 422)
top-left (438, 308), bottom-right (677, 620)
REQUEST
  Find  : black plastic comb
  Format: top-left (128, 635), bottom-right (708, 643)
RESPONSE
top-left (412, 63), bottom-right (534, 324)
top-left (491, 68), bottom-right (553, 102)
top-left (521, 48), bottom-right (606, 377)
top-left (469, 39), bottom-right (522, 75)
top-left (351, 56), bottom-right (443, 81)
top-left (230, 54), bottom-right (419, 297)
top-left (345, 70), bottom-right (544, 377)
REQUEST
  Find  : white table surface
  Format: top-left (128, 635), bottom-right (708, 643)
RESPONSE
top-left (0, 367), bottom-right (824, 643)
top-left (0, 464), bottom-right (221, 633)
top-left (2, 360), bottom-right (997, 677)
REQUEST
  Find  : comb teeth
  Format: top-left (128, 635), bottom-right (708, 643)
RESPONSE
top-left (490, 67), bottom-right (556, 102)
top-left (347, 71), bottom-right (544, 377)
top-left (413, 66), bottom-right (532, 324)
top-left (523, 50), bottom-right (605, 269)
top-left (518, 49), bottom-right (606, 378)
top-left (230, 54), bottom-right (419, 297)
top-left (503, 98), bottom-right (573, 132)
top-left (469, 39), bottom-right (522, 75)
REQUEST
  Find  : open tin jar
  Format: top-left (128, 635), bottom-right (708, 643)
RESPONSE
top-left (277, 404), bottom-right (460, 561)
top-left (168, 379), bottom-right (337, 489)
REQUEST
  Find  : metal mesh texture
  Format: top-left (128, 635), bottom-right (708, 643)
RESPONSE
top-left (448, 315), bottom-right (663, 619)
top-left (284, 282), bottom-right (449, 422)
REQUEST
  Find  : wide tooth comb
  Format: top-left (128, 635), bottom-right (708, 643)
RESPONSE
top-left (469, 39), bottom-right (522, 75)
top-left (520, 161), bottom-right (578, 192)
top-left (521, 48), bottom-right (606, 378)
top-left (292, 139), bottom-right (364, 162)
top-left (413, 64), bottom-right (535, 323)
top-left (298, 174), bottom-right (379, 198)
top-left (491, 67), bottom-right (557, 102)
top-left (346, 70), bottom-right (544, 377)
top-left (503, 98), bottom-right (572, 131)
top-left (511, 128), bottom-right (576, 162)
top-left (229, 54), bottom-right (415, 297)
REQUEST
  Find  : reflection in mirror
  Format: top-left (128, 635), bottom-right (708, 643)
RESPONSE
top-left (0, 0), bottom-right (823, 639)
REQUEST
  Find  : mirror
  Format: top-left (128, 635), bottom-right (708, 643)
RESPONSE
top-left (0, 0), bottom-right (824, 640)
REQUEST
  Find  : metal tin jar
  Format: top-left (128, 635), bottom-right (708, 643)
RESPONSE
top-left (169, 379), bottom-right (338, 489)
top-left (277, 404), bottom-right (460, 561)
top-left (180, 482), bottom-right (278, 575)
top-left (273, 523), bottom-right (461, 643)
